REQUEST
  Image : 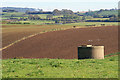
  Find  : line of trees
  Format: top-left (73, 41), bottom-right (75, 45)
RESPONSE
top-left (3, 8), bottom-right (119, 24)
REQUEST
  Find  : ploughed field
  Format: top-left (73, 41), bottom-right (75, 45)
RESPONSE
top-left (2, 25), bottom-right (75, 47)
top-left (2, 26), bottom-right (118, 59)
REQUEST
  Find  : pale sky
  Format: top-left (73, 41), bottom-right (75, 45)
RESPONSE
top-left (1, 0), bottom-right (119, 11)
top-left (2, 0), bottom-right (119, 2)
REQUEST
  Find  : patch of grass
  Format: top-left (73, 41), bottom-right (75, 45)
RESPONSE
top-left (37, 14), bottom-right (49, 19)
top-left (2, 54), bottom-right (118, 78)
top-left (28, 20), bottom-right (55, 24)
top-left (53, 15), bottom-right (63, 18)
top-left (86, 18), bottom-right (109, 20)
top-left (2, 12), bottom-right (25, 17)
top-left (64, 22), bottom-right (118, 26)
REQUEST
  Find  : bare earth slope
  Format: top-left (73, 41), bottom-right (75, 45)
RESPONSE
top-left (3, 26), bottom-right (118, 59)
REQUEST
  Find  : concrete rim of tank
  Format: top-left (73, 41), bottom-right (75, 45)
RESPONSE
top-left (78, 45), bottom-right (104, 48)
top-left (92, 46), bottom-right (104, 48)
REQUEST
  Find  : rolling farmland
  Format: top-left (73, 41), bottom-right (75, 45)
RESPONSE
top-left (2, 25), bottom-right (119, 78)
top-left (2, 26), bottom-right (118, 59)
top-left (2, 25), bottom-right (75, 48)
top-left (1, 5), bottom-right (119, 79)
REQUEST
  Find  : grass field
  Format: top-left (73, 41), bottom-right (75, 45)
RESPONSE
top-left (86, 18), bottom-right (109, 20)
top-left (20, 20), bottom-right (55, 24)
top-left (2, 12), bottom-right (63, 20)
top-left (64, 22), bottom-right (118, 26)
top-left (37, 14), bottom-right (63, 19)
top-left (53, 15), bottom-right (63, 18)
top-left (99, 10), bottom-right (118, 16)
top-left (2, 53), bottom-right (119, 78)
top-left (2, 12), bottom-right (25, 17)
top-left (37, 14), bottom-right (49, 19)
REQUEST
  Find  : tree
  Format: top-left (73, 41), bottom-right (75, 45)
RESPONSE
top-left (61, 9), bottom-right (74, 15)
top-left (53, 9), bottom-right (61, 16)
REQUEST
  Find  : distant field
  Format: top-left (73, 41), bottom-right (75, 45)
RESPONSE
top-left (64, 22), bottom-right (118, 26)
top-left (53, 15), bottom-right (63, 18)
top-left (99, 10), bottom-right (118, 16)
top-left (37, 14), bottom-right (49, 19)
top-left (2, 12), bottom-right (64, 19)
top-left (20, 20), bottom-right (55, 24)
top-left (37, 14), bottom-right (63, 19)
top-left (12, 17), bottom-right (28, 19)
top-left (2, 53), bottom-right (118, 78)
top-left (2, 12), bottom-right (25, 17)
top-left (86, 18), bottom-right (109, 20)
top-left (1, 17), bottom-right (9, 20)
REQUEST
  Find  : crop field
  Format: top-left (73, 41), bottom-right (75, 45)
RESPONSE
top-left (2, 54), bottom-right (119, 78)
top-left (2, 25), bottom-right (78, 48)
top-left (37, 14), bottom-right (49, 19)
top-left (20, 20), bottom-right (55, 24)
top-left (53, 15), bottom-right (63, 18)
top-left (2, 12), bottom-right (64, 20)
top-left (65, 22), bottom-right (118, 26)
top-left (12, 21), bottom-right (114, 25)
top-left (37, 14), bottom-right (63, 19)
top-left (2, 12), bottom-right (25, 17)
top-left (86, 18), bottom-right (109, 20)
top-left (99, 10), bottom-right (118, 16)
top-left (2, 26), bottom-right (118, 59)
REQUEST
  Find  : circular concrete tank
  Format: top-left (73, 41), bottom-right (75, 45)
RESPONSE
top-left (78, 45), bottom-right (104, 59)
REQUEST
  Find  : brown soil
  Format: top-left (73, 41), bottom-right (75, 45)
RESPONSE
top-left (2, 26), bottom-right (118, 59)
top-left (2, 25), bottom-right (73, 47)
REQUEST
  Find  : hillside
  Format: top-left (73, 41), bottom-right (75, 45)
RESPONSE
top-left (1, 7), bottom-right (42, 12)
top-left (83, 9), bottom-right (118, 16)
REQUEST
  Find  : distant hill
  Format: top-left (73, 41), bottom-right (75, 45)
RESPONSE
top-left (84, 9), bottom-right (118, 16)
top-left (1, 7), bottom-right (42, 13)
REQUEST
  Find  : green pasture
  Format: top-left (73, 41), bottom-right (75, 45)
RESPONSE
top-left (37, 14), bottom-right (49, 19)
top-left (37, 14), bottom-right (63, 19)
top-left (64, 22), bottom-right (118, 26)
top-left (86, 18), bottom-right (109, 20)
top-left (3, 20), bottom-right (118, 26)
top-left (53, 15), bottom-right (63, 18)
top-left (2, 52), bottom-right (119, 78)
top-left (1, 17), bottom-right (8, 20)
top-left (2, 12), bottom-right (25, 17)
top-left (99, 10), bottom-right (118, 16)
top-left (20, 20), bottom-right (55, 24)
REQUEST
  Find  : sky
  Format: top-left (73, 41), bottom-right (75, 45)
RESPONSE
top-left (1, 0), bottom-right (119, 12)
